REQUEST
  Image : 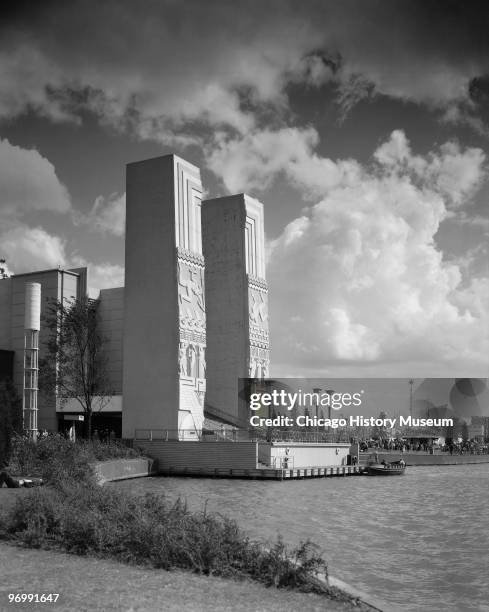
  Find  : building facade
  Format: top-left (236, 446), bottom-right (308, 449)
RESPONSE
top-left (0, 153), bottom-right (270, 439)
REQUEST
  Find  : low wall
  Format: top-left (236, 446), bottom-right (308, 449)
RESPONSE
top-left (92, 458), bottom-right (156, 484)
top-left (260, 442), bottom-right (351, 468)
top-left (329, 576), bottom-right (392, 612)
top-left (135, 440), bottom-right (258, 472)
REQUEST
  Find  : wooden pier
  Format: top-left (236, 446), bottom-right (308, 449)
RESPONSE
top-left (158, 464), bottom-right (365, 480)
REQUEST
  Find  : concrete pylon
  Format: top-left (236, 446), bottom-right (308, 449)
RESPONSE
top-left (202, 193), bottom-right (270, 428)
top-left (122, 155), bottom-right (206, 440)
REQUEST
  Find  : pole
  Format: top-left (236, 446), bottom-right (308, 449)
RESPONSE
top-left (313, 388), bottom-right (321, 442)
top-left (409, 379), bottom-right (414, 416)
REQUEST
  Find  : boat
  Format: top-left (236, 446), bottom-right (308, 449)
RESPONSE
top-left (366, 461), bottom-right (406, 476)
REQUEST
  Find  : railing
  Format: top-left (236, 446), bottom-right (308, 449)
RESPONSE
top-left (134, 429), bottom-right (200, 441)
top-left (270, 455), bottom-right (295, 469)
top-left (251, 429), bottom-right (351, 443)
top-left (134, 428), bottom-right (356, 443)
top-left (135, 430), bottom-right (170, 441)
top-left (134, 428), bottom-right (249, 441)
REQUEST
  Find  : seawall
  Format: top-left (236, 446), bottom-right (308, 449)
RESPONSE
top-left (362, 452), bottom-right (489, 466)
top-left (91, 458), bottom-right (157, 484)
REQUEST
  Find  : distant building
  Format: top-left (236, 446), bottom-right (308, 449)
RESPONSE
top-left (0, 267), bottom-right (124, 434)
top-left (0, 154), bottom-right (270, 440)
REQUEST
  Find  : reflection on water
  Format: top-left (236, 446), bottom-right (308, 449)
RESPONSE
top-left (113, 464), bottom-right (489, 612)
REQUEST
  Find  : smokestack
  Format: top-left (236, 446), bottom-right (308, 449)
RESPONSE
top-left (23, 283), bottom-right (41, 440)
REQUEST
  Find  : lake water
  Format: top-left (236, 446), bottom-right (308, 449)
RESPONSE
top-left (113, 464), bottom-right (489, 611)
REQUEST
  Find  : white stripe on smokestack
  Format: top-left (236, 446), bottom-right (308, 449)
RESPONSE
top-left (23, 282), bottom-right (41, 440)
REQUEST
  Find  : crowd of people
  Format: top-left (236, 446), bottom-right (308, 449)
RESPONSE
top-left (359, 438), bottom-right (488, 454)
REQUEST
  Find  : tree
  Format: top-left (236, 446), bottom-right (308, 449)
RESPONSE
top-left (0, 258), bottom-right (12, 278)
top-left (0, 380), bottom-right (22, 465)
top-left (40, 296), bottom-right (112, 438)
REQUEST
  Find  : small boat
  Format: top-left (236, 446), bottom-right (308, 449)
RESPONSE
top-left (366, 461), bottom-right (406, 476)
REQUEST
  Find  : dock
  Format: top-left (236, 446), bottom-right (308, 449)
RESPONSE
top-left (158, 464), bottom-right (365, 480)
top-left (134, 439), bottom-right (364, 480)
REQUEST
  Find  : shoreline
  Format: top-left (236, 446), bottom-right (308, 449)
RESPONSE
top-left (360, 451), bottom-right (489, 466)
top-left (3, 455), bottom-right (486, 610)
top-left (0, 540), bottom-right (383, 612)
top-left (0, 486), bottom-right (386, 611)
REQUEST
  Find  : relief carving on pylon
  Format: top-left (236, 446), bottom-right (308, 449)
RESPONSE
top-left (248, 279), bottom-right (269, 348)
top-left (248, 346), bottom-right (270, 379)
top-left (179, 340), bottom-right (206, 380)
top-left (249, 288), bottom-right (268, 327)
top-left (178, 259), bottom-right (205, 331)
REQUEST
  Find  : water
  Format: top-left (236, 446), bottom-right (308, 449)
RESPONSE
top-left (113, 464), bottom-right (489, 612)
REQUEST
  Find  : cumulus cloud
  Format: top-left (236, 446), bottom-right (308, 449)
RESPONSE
top-left (0, 215), bottom-right (123, 292)
top-left (75, 192), bottom-right (126, 236)
top-left (2, 1), bottom-right (488, 139)
top-left (206, 126), bottom-right (362, 195)
top-left (208, 128), bottom-right (485, 212)
top-left (0, 1), bottom-right (323, 141)
top-left (69, 255), bottom-right (124, 295)
top-left (373, 131), bottom-right (486, 207)
top-left (86, 263), bottom-right (125, 296)
top-left (0, 138), bottom-right (71, 215)
top-left (267, 131), bottom-right (488, 376)
top-left (0, 136), bottom-right (124, 293)
top-left (0, 225), bottom-right (67, 271)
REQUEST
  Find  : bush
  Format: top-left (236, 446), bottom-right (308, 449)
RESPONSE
top-left (1, 436), bottom-right (339, 598)
top-left (0, 381), bottom-right (22, 466)
top-left (0, 484), bottom-right (330, 595)
top-left (7, 434), bottom-right (141, 486)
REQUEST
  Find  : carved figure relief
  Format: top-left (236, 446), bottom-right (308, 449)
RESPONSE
top-left (179, 343), bottom-right (187, 376)
top-left (187, 344), bottom-right (197, 378)
top-left (249, 289), bottom-right (268, 326)
top-left (178, 261), bottom-right (205, 327)
top-left (248, 344), bottom-right (270, 380)
top-left (198, 345), bottom-right (206, 378)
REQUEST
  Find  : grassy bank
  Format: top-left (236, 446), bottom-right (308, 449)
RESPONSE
top-left (0, 437), bottom-right (362, 605)
top-left (1, 484), bottom-right (330, 594)
top-left (6, 434), bottom-right (141, 486)
top-left (0, 542), bottom-right (373, 612)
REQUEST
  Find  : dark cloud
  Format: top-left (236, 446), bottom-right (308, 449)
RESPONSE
top-left (1, 0), bottom-right (489, 134)
top-left (469, 75), bottom-right (489, 105)
top-left (0, 0), bottom-right (62, 28)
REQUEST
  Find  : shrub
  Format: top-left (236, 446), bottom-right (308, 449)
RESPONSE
top-left (0, 381), bottom-right (22, 466)
top-left (0, 484), bottom-right (330, 595)
top-left (8, 434), bottom-right (95, 486)
top-left (1, 436), bottom-right (338, 598)
top-left (87, 438), bottom-right (141, 461)
top-left (7, 435), bottom-right (142, 486)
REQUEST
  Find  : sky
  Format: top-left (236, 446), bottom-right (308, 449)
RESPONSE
top-left (261, 378), bottom-right (489, 421)
top-left (0, 0), bottom-right (488, 378)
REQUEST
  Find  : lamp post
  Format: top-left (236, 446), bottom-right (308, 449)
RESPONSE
top-left (409, 379), bottom-right (414, 416)
top-left (326, 389), bottom-right (334, 441)
top-left (313, 388), bottom-right (321, 442)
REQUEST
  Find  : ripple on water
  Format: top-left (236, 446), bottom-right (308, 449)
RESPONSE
top-left (112, 464), bottom-right (489, 612)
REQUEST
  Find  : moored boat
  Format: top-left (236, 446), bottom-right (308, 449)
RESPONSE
top-left (367, 462), bottom-right (406, 476)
